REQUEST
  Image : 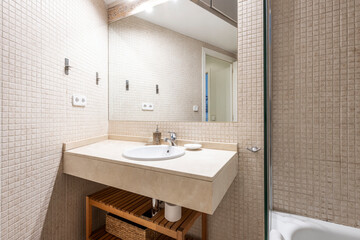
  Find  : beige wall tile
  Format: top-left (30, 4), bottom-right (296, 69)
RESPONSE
top-left (1, 0), bottom-right (108, 239)
top-left (272, 0), bottom-right (360, 229)
top-left (1, 0), bottom-right (265, 239)
top-left (108, 16), bottom-right (235, 122)
top-left (109, 16), bottom-right (203, 122)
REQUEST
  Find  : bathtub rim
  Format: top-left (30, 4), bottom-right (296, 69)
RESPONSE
top-left (271, 211), bottom-right (360, 240)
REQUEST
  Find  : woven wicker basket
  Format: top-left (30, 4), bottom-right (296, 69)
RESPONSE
top-left (106, 214), bottom-right (161, 240)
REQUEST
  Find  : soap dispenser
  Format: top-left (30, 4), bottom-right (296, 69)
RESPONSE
top-left (153, 125), bottom-right (161, 145)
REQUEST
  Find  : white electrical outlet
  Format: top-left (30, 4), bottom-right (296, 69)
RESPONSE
top-left (142, 103), bottom-right (154, 111)
top-left (72, 95), bottom-right (87, 107)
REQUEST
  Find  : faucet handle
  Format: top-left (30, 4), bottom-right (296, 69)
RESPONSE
top-left (168, 132), bottom-right (177, 140)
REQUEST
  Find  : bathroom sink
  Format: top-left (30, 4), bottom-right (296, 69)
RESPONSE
top-left (122, 145), bottom-right (185, 161)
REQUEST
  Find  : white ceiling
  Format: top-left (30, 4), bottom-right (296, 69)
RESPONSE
top-left (134, 0), bottom-right (237, 54)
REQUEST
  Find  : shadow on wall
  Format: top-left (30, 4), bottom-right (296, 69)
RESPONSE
top-left (40, 161), bottom-right (107, 240)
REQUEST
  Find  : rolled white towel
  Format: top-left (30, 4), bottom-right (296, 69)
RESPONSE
top-left (270, 229), bottom-right (285, 240)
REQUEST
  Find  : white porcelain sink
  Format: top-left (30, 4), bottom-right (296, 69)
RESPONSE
top-left (122, 145), bottom-right (185, 161)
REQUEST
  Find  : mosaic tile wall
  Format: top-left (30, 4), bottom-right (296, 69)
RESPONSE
top-left (109, 15), bottom-right (236, 122)
top-left (236, 0), bottom-right (265, 238)
top-left (109, 16), bottom-right (203, 122)
top-left (1, 0), bottom-right (265, 239)
top-left (272, 0), bottom-right (360, 228)
top-left (108, 0), bottom-right (265, 239)
top-left (0, 0), bottom-right (109, 239)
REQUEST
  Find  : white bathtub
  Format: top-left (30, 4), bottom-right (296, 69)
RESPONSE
top-left (270, 211), bottom-right (360, 240)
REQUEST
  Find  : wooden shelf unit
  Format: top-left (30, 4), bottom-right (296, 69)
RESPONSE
top-left (86, 187), bottom-right (207, 240)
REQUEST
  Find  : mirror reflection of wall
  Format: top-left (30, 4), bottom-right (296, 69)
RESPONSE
top-left (109, 0), bottom-right (238, 122)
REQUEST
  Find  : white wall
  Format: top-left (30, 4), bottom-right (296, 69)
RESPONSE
top-left (206, 55), bottom-right (232, 122)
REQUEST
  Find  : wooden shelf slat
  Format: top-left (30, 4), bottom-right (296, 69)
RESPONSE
top-left (154, 213), bottom-right (166, 225)
top-left (104, 190), bottom-right (127, 205)
top-left (91, 188), bottom-right (118, 201)
top-left (169, 209), bottom-right (192, 230)
top-left (87, 187), bottom-right (205, 240)
top-left (180, 211), bottom-right (202, 234)
top-left (132, 200), bottom-right (152, 216)
top-left (159, 217), bottom-right (169, 227)
top-left (151, 209), bottom-right (165, 223)
top-left (124, 196), bottom-right (149, 213)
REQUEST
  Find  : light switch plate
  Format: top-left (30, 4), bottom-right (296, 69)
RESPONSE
top-left (72, 95), bottom-right (87, 107)
top-left (142, 103), bottom-right (154, 111)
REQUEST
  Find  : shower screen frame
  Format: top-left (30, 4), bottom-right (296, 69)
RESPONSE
top-left (264, 0), bottom-right (272, 240)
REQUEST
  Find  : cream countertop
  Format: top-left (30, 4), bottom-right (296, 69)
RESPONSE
top-left (65, 140), bottom-right (237, 182)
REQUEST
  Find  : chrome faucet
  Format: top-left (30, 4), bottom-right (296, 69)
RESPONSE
top-left (164, 132), bottom-right (177, 146)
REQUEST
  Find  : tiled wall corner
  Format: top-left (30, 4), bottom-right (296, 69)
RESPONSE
top-left (237, 0), bottom-right (265, 239)
top-left (1, 0), bottom-right (108, 239)
top-left (272, 0), bottom-right (360, 229)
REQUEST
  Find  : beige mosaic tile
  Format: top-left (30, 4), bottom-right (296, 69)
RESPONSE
top-left (272, 0), bottom-right (360, 229)
top-left (1, 0), bottom-right (265, 239)
top-left (1, 0), bottom-right (108, 239)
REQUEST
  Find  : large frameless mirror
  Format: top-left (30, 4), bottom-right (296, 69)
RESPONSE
top-left (109, 0), bottom-right (238, 122)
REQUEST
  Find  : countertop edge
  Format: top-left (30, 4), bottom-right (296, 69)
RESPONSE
top-left (64, 149), bottom-right (237, 182)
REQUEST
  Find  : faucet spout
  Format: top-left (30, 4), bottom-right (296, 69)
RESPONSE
top-left (164, 138), bottom-right (176, 146)
top-left (164, 132), bottom-right (177, 146)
